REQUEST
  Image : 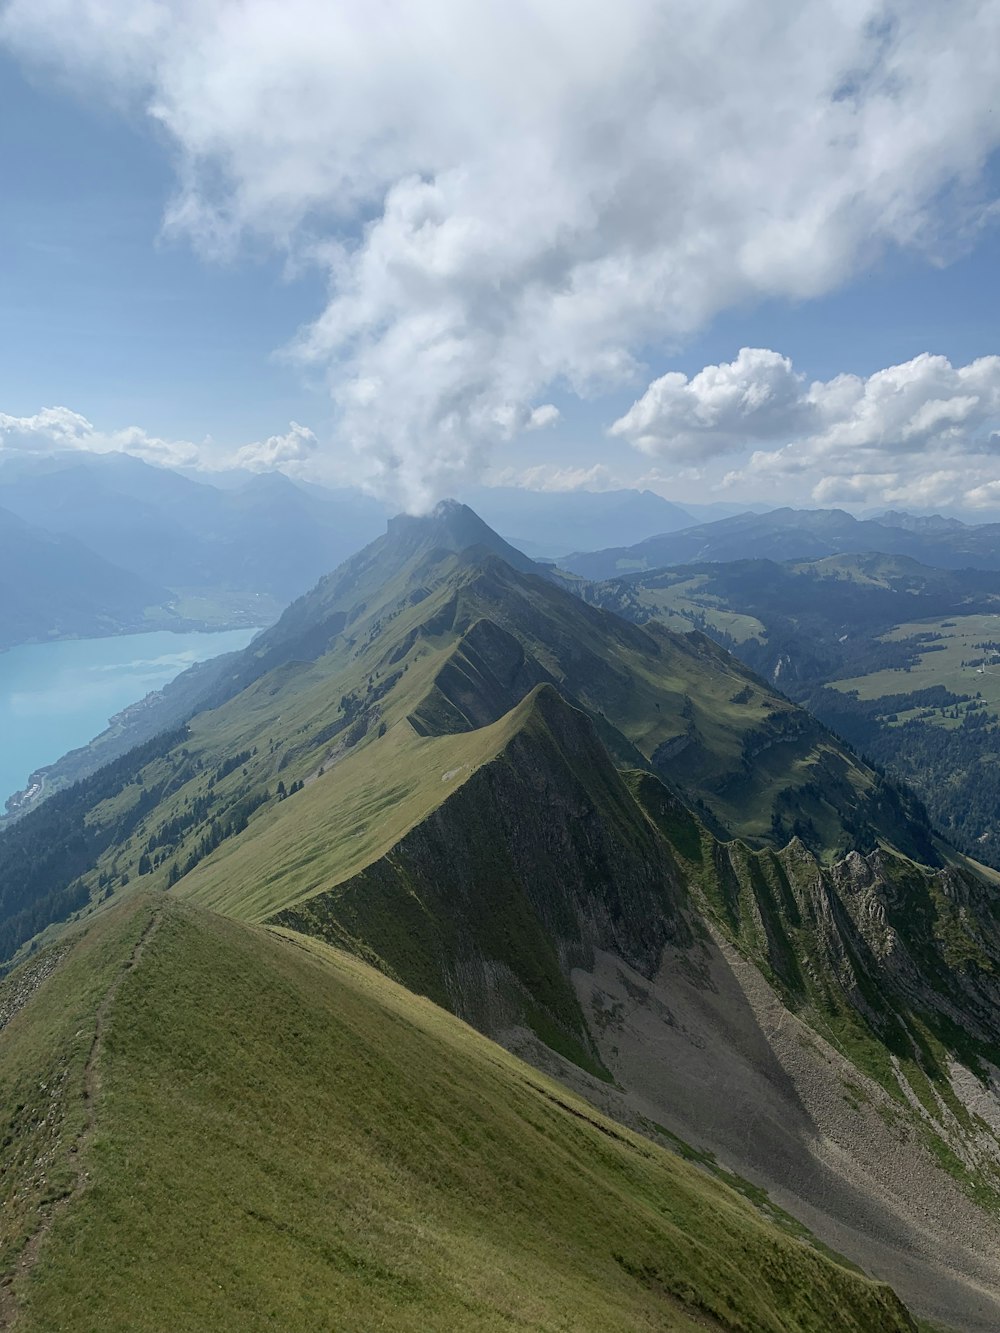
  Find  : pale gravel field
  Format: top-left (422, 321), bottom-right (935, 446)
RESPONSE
top-left (504, 926), bottom-right (1000, 1333)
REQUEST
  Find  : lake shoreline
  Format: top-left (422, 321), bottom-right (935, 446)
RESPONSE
top-left (0, 626), bottom-right (264, 821)
top-left (0, 613), bottom-right (268, 657)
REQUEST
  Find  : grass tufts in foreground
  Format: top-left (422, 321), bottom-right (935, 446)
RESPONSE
top-left (3, 895), bottom-right (915, 1332)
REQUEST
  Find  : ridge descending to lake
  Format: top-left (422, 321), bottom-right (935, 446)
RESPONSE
top-left (2, 502), bottom-right (1000, 1328)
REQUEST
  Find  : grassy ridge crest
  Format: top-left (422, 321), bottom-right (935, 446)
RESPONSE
top-left (0, 896), bottom-right (916, 1331)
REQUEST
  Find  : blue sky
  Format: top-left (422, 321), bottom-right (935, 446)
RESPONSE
top-left (2, 2), bottom-right (1000, 514)
top-left (0, 52), bottom-right (324, 445)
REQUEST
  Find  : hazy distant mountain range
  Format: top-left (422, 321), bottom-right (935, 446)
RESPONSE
top-left (6, 448), bottom-right (1000, 656)
top-left (0, 452), bottom-right (392, 645)
top-left (0, 505), bottom-right (171, 648)
top-left (561, 504), bottom-right (1000, 578)
top-left (462, 484), bottom-right (696, 556)
top-left (0, 453), bottom-right (715, 647)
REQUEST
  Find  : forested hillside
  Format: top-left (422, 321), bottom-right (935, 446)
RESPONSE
top-left (583, 554), bottom-right (1000, 866)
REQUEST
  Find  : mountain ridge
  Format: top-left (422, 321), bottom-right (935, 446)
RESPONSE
top-left (3, 501), bottom-right (1000, 1325)
top-left (561, 505), bottom-right (1000, 579)
top-left (0, 893), bottom-right (918, 1332)
top-left (579, 551), bottom-right (1000, 866)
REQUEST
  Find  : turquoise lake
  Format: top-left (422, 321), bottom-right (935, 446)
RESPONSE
top-left (0, 627), bottom-right (260, 804)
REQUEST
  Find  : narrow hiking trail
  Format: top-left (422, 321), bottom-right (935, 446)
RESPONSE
top-left (0, 903), bottom-right (164, 1328)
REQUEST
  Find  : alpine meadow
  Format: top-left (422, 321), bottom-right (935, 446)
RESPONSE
top-left (4, 3), bottom-right (1000, 1331)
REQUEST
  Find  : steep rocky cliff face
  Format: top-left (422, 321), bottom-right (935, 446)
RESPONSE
top-left (273, 675), bottom-right (1000, 1190)
top-left (271, 669), bottom-right (1000, 1330)
top-left (7, 505), bottom-right (1000, 1327)
top-left (273, 685), bottom-right (690, 1075)
top-left (407, 617), bottom-right (555, 735)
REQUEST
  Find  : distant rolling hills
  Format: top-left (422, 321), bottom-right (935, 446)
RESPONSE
top-left (581, 551), bottom-right (1000, 867)
top-left (562, 504), bottom-right (1000, 579)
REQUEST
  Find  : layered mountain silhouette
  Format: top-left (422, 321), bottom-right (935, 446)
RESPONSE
top-left (0, 505), bottom-right (172, 648)
top-left (0, 453), bottom-right (704, 645)
top-left (462, 483), bottom-right (694, 557)
top-left (0, 450), bottom-right (390, 627)
top-left (561, 504), bottom-right (1000, 578)
top-left (4, 501), bottom-right (1000, 1328)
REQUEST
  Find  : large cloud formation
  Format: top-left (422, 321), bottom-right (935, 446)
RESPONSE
top-left (612, 349), bottom-right (1000, 508)
top-left (3, 1), bottom-right (1000, 508)
top-left (610, 349), bottom-right (809, 461)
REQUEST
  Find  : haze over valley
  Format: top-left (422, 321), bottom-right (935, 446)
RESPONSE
top-left (4, 3), bottom-right (1000, 1331)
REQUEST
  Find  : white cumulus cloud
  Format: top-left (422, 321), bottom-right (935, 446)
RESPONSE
top-left (3, 2), bottom-right (1000, 507)
top-left (0, 404), bottom-right (326, 477)
top-left (610, 348), bottom-right (808, 460)
top-left (611, 348), bottom-right (1000, 509)
top-left (232, 421), bottom-right (319, 472)
top-left (0, 406), bottom-right (201, 467)
top-left (615, 349), bottom-right (1000, 462)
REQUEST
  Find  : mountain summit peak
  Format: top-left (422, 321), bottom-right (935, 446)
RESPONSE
top-left (384, 499), bottom-right (535, 571)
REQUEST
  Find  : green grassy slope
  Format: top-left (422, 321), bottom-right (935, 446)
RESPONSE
top-left (831, 612), bottom-right (1000, 707)
top-left (172, 548), bottom-right (938, 903)
top-left (4, 505), bottom-right (999, 1327)
top-left (0, 895), bottom-right (916, 1332)
top-left (583, 553), bottom-right (1000, 864)
top-left (254, 682), bottom-right (1000, 1210)
top-left (0, 511), bottom-right (942, 986)
top-left (271, 684), bottom-right (688, 1076)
